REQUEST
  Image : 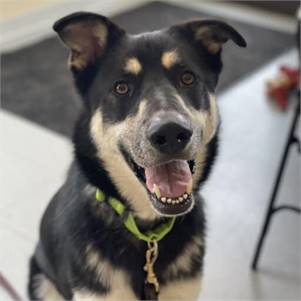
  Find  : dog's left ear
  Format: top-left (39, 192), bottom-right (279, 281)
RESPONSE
top-left (170, 19), bottom-right (246, 54)
top-left (53, 12), bottom-right (125, 71)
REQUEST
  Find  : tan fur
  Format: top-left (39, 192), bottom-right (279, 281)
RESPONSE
top-left (73, 272), bottom-right (136, 301)
top-left (195, 27), bottom-right (222, 54)
top-left (33, 274), bottom-right (64, 301)
top-left (160, 276), bottom-right (202, 300)
top-left (163, 235), bottom-right (203, 279)
top-left (75, 245), bottom-right (136, 300)
top-left (68, 51), bottom-right (89, 70)
top-left (83, 244), bottom-right (202, 301)
top-left (191, 96), bottom-right (219, 188)
top-left (192, 146), bottom-right (207, 189)
top-left (203, 93), bottom-right (219, 144)
top-left (74, 276), bottom-right (201, 301)
top-left (174, 93), bottom-right (218, 189)
top-left (161, 50), bottom-right (180, 69)
top-left (86, 245), bottom-right (115, 287)
top-left (207, 42), bottom-right (221, 54)
top-left (174, 94), bottom-right (207, 128)
top-left (174, 93), bottom-right (207, 188)
top-left (124, 57), bottom-right (142, 75)
top-left (90, 105), bottom-right (158, 220)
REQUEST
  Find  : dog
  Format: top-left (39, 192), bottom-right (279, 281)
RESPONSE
top-left (28, 12), bottom-right (246, 300)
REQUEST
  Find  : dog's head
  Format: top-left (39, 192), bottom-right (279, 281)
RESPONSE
top-left (54, 12), bottom-right (246, 220)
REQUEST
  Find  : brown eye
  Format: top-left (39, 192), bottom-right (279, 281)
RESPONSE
top-left (180, 71), bottom-right (195, 86)
top-left (115, 82), bottom-right (129, 95)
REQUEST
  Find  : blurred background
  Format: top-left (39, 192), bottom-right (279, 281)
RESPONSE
top-left (0, 1), bottom-right (300, 300)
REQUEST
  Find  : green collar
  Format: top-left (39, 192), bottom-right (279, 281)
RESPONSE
top-left (95, 189), bottom-right (176, 243)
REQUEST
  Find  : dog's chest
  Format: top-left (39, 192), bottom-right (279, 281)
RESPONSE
top-left (81, 235), bottom-right (203, 299)
top-left (158, 235), bottom-right (203, 281)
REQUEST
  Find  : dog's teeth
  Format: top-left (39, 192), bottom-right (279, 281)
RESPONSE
top-left (161, 197), bottom-right (166, 203)
top-left (153, 184), bottom-right (161, 199)
top-left (186, 178), bottom-right (193, 194)
top-left (167, 198), bottom-right (172, 204)
top-left (179, 197), bottom-right (183, 202)
top-left (183, 193), bottom-right (188, 199)
top-left (172, 200), bottom-right (176, 204)
top-left (175, 200), bottom-right (180, 204)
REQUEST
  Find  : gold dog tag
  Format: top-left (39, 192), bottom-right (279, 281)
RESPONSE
top-left (144, 241), bottom-right (160, 293)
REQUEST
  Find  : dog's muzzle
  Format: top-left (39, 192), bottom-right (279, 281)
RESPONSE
top-left (141, 112), bottom-right (195, 216)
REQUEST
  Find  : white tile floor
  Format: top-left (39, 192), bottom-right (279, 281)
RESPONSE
top-left (0, 50), bottom-right (300, 300)
top-left (0, 112), bottom-right (72, 300)
top-left (200, 49), bottom-right (300, 301)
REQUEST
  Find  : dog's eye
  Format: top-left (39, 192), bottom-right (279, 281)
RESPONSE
top-left (180, 71), bottom-right (195, 86)
top-left (114, 82), bottom-right (129, 95)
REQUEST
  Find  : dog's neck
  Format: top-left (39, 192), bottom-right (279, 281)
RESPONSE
top-left (83, 182), bottom-right (173, 233)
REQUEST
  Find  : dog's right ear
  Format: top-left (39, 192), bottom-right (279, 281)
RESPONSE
top-left (53, 12), bottom-right (125, 71)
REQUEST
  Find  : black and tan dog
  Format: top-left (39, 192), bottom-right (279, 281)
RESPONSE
top-left (28, 12), bottom-right (246, 300)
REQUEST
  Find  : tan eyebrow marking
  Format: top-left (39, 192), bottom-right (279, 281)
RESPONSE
top-left (161, 50), bottom-right (180, 69)
top-left (123, 57), bottom-right (142, 75)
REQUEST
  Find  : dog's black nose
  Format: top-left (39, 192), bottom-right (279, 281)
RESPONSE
top-left (147, 114), bottom-right (193, 154)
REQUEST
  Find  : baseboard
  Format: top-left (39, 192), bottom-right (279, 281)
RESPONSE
top-left (0, 0), bottom-right (148, 54)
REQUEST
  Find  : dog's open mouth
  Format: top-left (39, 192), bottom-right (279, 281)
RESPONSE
top-left (144, 160), bottom-right (195, 216)
top-left (124, 151), bottom-right (195, 216)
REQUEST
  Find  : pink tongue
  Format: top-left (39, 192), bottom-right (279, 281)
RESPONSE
top-left (145, 160), bottom-right (192, 198)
